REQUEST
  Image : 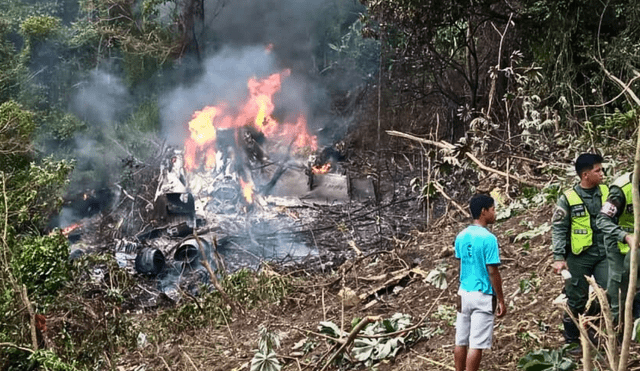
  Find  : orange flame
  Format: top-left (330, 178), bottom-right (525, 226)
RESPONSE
top-left (312, 163), bottom-right (331, 175)
top-left (184, 70), bottom-right (317, 172)
top-left (60, 222), bottom-right (82, 236)
top-left (239, 178), bottom-right (254, 203)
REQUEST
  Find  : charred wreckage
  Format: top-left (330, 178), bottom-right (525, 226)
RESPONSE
top-left (60, 126), bottom-right (376, 306)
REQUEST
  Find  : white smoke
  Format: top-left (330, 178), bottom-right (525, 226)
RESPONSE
top-left (70, 69), bottom-right (129, 125)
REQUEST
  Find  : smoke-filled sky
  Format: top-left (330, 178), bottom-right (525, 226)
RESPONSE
top-left (159, 0), bottom-right (350, 146)
top-left (63, 0), bottom-right (366, 197)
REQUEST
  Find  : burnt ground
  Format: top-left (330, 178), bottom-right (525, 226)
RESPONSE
top-left (41, 129), bottom-right (640, 370)
top-left (97, 147), bottom-right (638, 370)
top-left (113, 200), bottom-right (640, 371)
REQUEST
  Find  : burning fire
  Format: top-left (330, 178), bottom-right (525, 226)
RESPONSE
top-left (57, 222), bottom-right (82, 237)
top-left (312, 163), bottom-right (331, 175)
top-left (239, 178), bottom-right (254, 204)
top-left (184, 70), bottom-right (318, 174)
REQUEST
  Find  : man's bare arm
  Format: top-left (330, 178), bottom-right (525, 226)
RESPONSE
top-left (487, 265), bottom-right (506, 317)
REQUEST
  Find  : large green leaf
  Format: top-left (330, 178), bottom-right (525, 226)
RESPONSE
top-left (250, 350), bottom-right (281, 371)
top-left (318, 321), bottom-right (347, 339)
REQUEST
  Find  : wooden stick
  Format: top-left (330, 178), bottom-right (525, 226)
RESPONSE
top-left (386, 130), bottom-right (454, 150)
top-left (319, 316), bottom-right (380, 371)
top-left (580, 314), bottom-right (593, 371)
top-left (586, 275), bottom-right (617, 368)
top-left (464, 152), bottom-right (542, 189)
top-left (322, 287), bottom-right (326, 322)
top-left (387, 130), bottom-right (543, 189)
top-left (182, 350), bottom-right (199, 371)
top-left (0, 342), bottom-right (34, 353)
top-left (159, 356), bottom-right (172, 371)
top-left (193, 233), bottom-right (242, 315)
top-left (432, 181), bottom-right (471, 218)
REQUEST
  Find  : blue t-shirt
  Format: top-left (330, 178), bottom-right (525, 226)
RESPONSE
top-left (455, 225), bottom-right (501, 295)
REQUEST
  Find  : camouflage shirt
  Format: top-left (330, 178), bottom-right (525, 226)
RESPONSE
top-left (551, 184), bottom-right (607, 261)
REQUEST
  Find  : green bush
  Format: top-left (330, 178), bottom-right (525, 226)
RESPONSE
top-left (20, 16), bottom-right (60, 39)
top-left (11, 233), bottom-right (70, 303)
top-left (0, 100), bottom-right (35, 172)
top-left (6, 157), bottom-right (73, 233)
top-left (517, 346), bottom-right (577, 371)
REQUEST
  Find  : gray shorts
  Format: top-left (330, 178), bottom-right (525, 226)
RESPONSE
top-left (455, 289), bottom-right (495, 349)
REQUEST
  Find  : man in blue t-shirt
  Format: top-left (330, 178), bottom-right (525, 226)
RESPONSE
top-left (453, 194), bottom-right (506, 371)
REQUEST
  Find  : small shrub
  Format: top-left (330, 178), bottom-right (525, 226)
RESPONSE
top-left (20, 16), bottom-right (60, 39)
top-left (11, 232), bottom-right (70, 304)
top-left (517, 345), bottom-right (577, 370)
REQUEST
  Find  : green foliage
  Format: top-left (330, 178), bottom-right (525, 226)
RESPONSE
top-left (350, 313), bottom-right (436, 368)
top-left (77, 0), bottom-right (181, 86)
top-left (257, 326), bottom-right (281, 353)
top-left (515, 222), bottom-right (551, 242)
top-left (519, 273), bottom-right (541, 294)
top-left (0, 100), bottom-right (35, 171)
top-left (432, 304), bottom-right (457, 326)
top-left (2, 349), bottom-right (83, 371)
top-left (155, 268), bottom-right (291, 338)
top-left (424, 264), bottom-right (448, 289)
top-left (517, 345), bottom-right (577, 371)
top-left (0, 22), bottom-right (23, 104)
top-left (5, 156), bottom-right (73, 233)
top-left (496, 192), bottom-right (547, 221)
top-left (126, 99), bottom-right (160, 133)
top-left (251, 327), bottom-right (282, 371)
top-left (410, 177), bottom-right (437, 203)
top-left (317, 314), bottom-right (436, 368)
top-left (20, 15), bottom-right (60, 39)
top-left (42, 253), bottom-right (137, 368)
top-left (326, 17), bottom-right (380, 78)
top-left (250, 350), bottom-right (281, 371)
top-left (318, 321), bottom-right (347, 340)
top-left (11, 233), bottom-right (70, 303)
top-left (598, 108), bottom-right (637, 137)
top-left (222, 268), bottom-right (292, 308)
top-left (42, 111), bottom-right (88, 143)
top-left (521, 0), bottom-right (640, 116)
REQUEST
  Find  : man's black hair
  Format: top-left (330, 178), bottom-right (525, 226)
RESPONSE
top-left (575, 153), bottom-right (603, 177)
top-left (469, 194), bottom-right (494, 220)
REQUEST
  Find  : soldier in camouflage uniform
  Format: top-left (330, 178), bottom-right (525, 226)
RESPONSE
top-left (551, 153), bottom-right (609, 350)
top-left (597, 171), bottom-right (640, 325)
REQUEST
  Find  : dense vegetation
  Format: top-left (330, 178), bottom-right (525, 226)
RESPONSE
top-left (1, 0), bottom-right (639, 369)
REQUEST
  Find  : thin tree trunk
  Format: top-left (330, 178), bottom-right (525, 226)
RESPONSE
top-left (598, 60), bottom-right (640, 371)
top-left (618, 116), bottom-right (640, 371)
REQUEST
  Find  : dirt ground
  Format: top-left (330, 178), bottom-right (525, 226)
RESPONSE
top-left (114, 198), bottom-right (640, 371)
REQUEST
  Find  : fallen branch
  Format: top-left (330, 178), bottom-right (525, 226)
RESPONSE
top-left (433, 181), bottom-right (471, 218)
top-left (361, 286), bottom-right (448, 339)
top-left (387, 130), bottom-right (543, 189)
top-left (0, 342), bottom-right (34, 353)
top-left (464, 152), bottom-right (543, 189)
top-left (358, 270), bottom-right (411, 302)
top-left (193, 232), bottom-right (243, 315)
top-left (386, 130), bottom-right (454, 150)
top-left (319, 316), bottom-right (380, 371)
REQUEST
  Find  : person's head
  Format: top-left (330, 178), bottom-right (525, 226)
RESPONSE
top-left (575, 153), bottom-right (604, 187)
top-left (469, 194), bottom-right (496, 224)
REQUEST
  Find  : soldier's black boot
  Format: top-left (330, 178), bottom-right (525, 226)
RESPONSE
top-left (563, 313), bottom-right (582, 356)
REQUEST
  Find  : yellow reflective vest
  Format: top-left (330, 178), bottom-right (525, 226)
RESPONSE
top-left (563, 184), bottom-right (609, 255)
top-left (612, 173), bottom-right (633, 254)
